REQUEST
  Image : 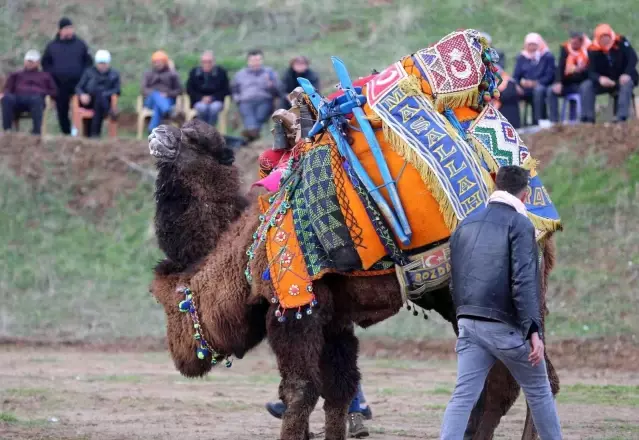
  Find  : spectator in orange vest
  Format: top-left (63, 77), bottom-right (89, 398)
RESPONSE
top-left (580, 24), bottom-right (638, 123)
top-left (547, 32), bottom-right (591, 122)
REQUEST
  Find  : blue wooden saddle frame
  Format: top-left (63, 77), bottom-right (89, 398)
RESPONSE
top-left (297, 57), bottom-right (412, 246)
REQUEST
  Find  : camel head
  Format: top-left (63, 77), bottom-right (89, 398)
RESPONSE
top-left (149, 119), bottom-right (235, 167)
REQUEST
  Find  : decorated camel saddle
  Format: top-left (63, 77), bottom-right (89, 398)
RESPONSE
top-left (247, 29), bottom-right (561, 319)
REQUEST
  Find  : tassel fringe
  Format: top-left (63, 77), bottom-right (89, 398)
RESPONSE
top-left (398, 75), bottom-right (424, 97)
top-left (433, 89), bottom-right (480, 113)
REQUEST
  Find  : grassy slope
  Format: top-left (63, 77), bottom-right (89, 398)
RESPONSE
top-left (1, 140), bottom-right (637, 341)
top-left (1, 0), bottom-right (638, 341)
top-left (2, 0), bottom-right (638, 112)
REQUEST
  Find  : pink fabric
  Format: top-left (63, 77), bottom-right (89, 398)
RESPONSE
top-left (521, 33), bottom-right (549, 62)
top-left (252, 168), bottom-right (284, 192)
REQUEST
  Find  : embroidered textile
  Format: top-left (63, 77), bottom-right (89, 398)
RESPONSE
top-left (413, 29), bottom-right (486, 111)
top-left (366, 62), bottom-right (491, 230)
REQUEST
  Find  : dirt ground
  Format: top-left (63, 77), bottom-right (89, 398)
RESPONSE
top-left (1, 343), bottom-right (638, 440)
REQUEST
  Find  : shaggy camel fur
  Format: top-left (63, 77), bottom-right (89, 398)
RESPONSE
top-left (149, 120), bottom-right (558, 440)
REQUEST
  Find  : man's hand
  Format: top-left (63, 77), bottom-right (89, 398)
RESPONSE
top-left (160, 92), bottom-right (168, 97)
top-left (599, 76), bottom-right (616, 88)
top-left (528, 332), bottom-right (544, 367)
top-left (79, 94), bottom-right (91, 105)
top-left (516, 85), bottom-right (525, 96)
top-left (202, 96), bottom-right (212, 104)
top-left (620, 74), bottom-right (633, 86)
top-left (551, 83), bottom-right (562, 95)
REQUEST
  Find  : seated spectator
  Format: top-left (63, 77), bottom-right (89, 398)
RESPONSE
top-left (141, 50), bottom-right (183, 132)
top-left (186, 50), bottom-right (230, 126)
top-left (1, 50), bottom-right (56, 135)
top-left (547, 32), bottom-right (591, 123)
top-left (75, 49), bottom-right (120, 137)
top-left (480, 32), bottom-right (506, 70)
top-left (580, 24), bottom-right (638, 123)
top-left (493, 65), bottom-right (521, 129)
top-left (281, 56), bottom-right (320, 108)
top-left (513, 33), bottom-right (556, 125)
top-left (232, 49), bottom-right (280, 141)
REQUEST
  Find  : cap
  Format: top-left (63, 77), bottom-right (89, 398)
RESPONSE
top-left (59, 17), bottom-right (73, 30)
top-left (24, 50), bottom-right (41, 62)
top-left (95, 49), bottom-right (111, 64)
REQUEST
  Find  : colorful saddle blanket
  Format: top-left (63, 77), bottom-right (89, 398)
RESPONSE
top-left (247, 29), bottom-right (562, 315)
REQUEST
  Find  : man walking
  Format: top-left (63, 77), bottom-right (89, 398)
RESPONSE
top-left (41, 17), bottom-right (93, 134)
top-left (441, 166), bottom-right (562, 440)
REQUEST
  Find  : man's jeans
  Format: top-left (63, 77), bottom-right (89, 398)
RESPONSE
top-left (238, 99), bottom-right (274, 131)
top-left (194, 100), bottom-right (224, 126)
top-left (144, 91), bottom-right (175, 132)
top-left (441, 318), bottom-right (562, 440)
top-left (580, 78), bottom-right (635, 122)
top-left (1, 94), bottom-right (45, 134)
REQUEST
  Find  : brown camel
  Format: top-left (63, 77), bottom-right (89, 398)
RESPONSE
top-left (149, 119), bottom-right (558, 440)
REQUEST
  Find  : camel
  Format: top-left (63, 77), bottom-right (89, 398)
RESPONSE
top-left (149, 119), bottom-right (559, 440)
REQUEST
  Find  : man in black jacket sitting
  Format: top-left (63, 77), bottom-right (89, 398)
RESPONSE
top-left (580, 24), bottom-right (638, 123)
top-left (440, 166), bottom-right (562, 440)
top-left (75, 49), bottom-right (120, 137)
top-left (186, 51), bottom-right (231, 126)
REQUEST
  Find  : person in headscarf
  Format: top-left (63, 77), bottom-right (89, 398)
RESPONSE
top-left (512, 33), bottom-right (556, 125)
top-left (141, 50), bottom-right (183, 132)
top-left (547, 32), bottom-right (591, 122)
top-left (580, 24), bottom-right (638, 123)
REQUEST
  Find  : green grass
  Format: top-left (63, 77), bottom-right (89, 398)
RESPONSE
top-left (558, 384), bottom-right (639, 407)
top-left (0, 412), bottom-right (20, 423)
top-left (1, 145), bottom-right (638, 341)
top-left (1, 0), bottom-right (638, 113)
top-left (0, 167), bottom-right (162, 340)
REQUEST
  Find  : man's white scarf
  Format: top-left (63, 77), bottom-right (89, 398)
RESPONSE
top-left (488, 190), bottom-right (528, 217)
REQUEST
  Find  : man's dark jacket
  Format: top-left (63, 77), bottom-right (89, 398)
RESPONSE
top-left (555, 44), bottom-right (590, 86)
top-left (186, 66), bottom-right (231, 106)
top-left (41, 34), bottom-right (93, 86)
top-left (588, 36), bottom-right (639, 85)
top-left (75, 66), bottom-right (121, 97)
top-left (449, 202), bottom-right (542, 339)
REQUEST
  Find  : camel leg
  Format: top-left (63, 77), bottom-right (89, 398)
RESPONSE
top-left (320, 322), bottom-right (360, 440)
top-left (267, 305), bottom-right (324, 440)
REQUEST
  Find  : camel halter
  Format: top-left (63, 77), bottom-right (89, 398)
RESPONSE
top-left (176, 286), bottom-right (233, 368)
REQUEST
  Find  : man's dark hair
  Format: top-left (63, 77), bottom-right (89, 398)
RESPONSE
top-left (570, 31), bottom-right (584, 40)
top-left (495, 166), bottom-right (530, 196)
top-left (247, 49), bottom-right (263, 58)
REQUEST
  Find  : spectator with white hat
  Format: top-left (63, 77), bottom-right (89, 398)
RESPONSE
top-left (75, 49), bottom-right (121, 137)
top-left (1, 49), bottom-right (57, 135)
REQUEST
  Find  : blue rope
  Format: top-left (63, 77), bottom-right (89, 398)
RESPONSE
top-left (443, 108), bottom-right (467, 140)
